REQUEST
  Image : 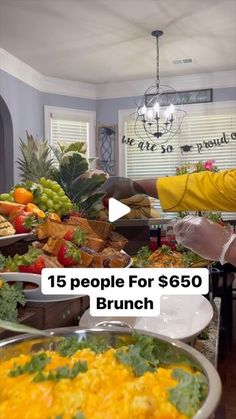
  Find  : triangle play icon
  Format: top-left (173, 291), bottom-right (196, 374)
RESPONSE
top-left (108, 198), bottom-right (131, 222)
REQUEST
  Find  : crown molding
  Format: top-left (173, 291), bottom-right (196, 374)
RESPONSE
top-left (1, 48), bottom-right (236, 100)
top-left (96, 70), bottom-right (236, 99)
top-left (0, 48), bottom-right (97, 100)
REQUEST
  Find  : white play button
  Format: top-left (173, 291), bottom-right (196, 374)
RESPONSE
top-left (108, 198), bottom-right (131, 222)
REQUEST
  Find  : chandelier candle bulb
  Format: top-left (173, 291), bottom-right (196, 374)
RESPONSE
top-left (169, 104), bottom-right (175, 121)
top-left (147, 108), bottom-right (153, 122)
top-left (154, 102), bottom-right (160, 117)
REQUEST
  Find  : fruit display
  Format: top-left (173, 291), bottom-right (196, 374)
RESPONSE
top-left (0, 217), bottom-right (131, 272)
top-left (15, 133), bottom-right (108, 218)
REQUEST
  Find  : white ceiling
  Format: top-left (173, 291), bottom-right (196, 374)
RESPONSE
top-left (0, 0), bottom-right (236, 84)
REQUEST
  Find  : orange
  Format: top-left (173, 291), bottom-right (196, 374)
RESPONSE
top-left (13, 188), bottom-right (33, 204)
top-left (26, 203), bottom-right (45, 218)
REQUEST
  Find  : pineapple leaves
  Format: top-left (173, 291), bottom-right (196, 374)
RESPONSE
top-left (17, 134), bottom-right (55, 183)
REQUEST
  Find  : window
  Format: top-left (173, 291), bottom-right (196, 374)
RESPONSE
top-left (119, 101), bottom-right (236, 219)
top-left (44, 106), bottom-right (96, 158)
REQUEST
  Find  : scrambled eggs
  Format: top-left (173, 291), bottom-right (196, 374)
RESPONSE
top-left (0, 347), bottom-right (189, 419)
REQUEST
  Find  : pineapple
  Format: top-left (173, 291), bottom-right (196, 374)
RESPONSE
top-left (17, 132), bottom-right (55, 183)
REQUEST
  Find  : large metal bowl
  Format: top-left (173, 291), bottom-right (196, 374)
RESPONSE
top-left (0, 327), bottom-right (221, 419)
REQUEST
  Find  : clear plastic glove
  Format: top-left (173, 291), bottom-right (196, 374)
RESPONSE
top-left (173, 215), bottom-right (236, 264)
top-left (100, 176), bottom-right (137, 200)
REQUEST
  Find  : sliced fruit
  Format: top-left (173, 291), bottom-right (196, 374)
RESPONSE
top-left (9, 209), bottom-right (33, 222)
top-left (0, 201), bottom-right (25, 215)
top-left (0, 215), bottom-right (15, 236)
top-left (26, 203), bottom-right (45, 218)
top-left (47, 212), bottom-right (61, 222)
top-left (13, 187), bottom-right (33, 204)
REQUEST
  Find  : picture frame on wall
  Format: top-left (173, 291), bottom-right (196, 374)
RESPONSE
top-left (145, 88), bottom-right (213, 107)
top-left (96, 124), bottom-right (117, 175)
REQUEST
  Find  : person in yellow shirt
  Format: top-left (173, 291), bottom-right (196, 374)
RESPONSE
top-left (103, 169), bottom-right (236, 265)
top-left (103, 169), bottom-right (236, 211)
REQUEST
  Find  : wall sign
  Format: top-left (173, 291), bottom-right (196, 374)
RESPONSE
top-left (122, 131), bottom-right (236, 154)
top-left (145, 88), bottom-right (213, 107)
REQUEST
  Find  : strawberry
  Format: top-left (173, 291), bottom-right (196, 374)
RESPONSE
top-left (19, 255), bottom-right (45, 274)
top-left (64, 229), bottom-right (74, 242)
top-left (63, 228), bottom-right (87, 247)
top-left (57, 241), bottom-right (81, 266)
top-left (18, 247), bottom-right (46, 274)
top-left (13, 214), bottom-right (36, 234)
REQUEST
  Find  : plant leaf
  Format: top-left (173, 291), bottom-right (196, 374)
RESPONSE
top-left (0, 319), bottom-right (51, 337)
top-left (71, 174), bottom-right (106, 203)
top-left (79, 193), bottom-right (105, 212)
top-left (59, 152), bottom-right (88, 188)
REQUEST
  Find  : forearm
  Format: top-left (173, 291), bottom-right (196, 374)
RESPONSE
top-left (133, 179), bottom-right (158, 198)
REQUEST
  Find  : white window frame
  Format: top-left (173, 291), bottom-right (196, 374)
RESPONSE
top-left (44, 106), bottom-right (96, 158)
top-left (118, 100), bottom-right (236, 177)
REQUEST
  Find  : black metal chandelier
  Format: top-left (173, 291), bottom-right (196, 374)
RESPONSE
top-left (132, 30), bottom-right (186, 144)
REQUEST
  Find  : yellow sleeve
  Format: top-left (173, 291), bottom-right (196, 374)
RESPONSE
top-left (157, 169), bottom-right (236, 211)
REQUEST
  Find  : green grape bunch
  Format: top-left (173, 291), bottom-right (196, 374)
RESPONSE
top-left (34, 178), bottom-right (73, 216)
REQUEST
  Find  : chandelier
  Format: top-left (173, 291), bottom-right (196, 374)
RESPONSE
top-left (132, 30), bottom-right (186, 144)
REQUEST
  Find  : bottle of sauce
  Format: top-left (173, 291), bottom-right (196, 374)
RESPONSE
top-left (149, 225), bottom-right (160, 251)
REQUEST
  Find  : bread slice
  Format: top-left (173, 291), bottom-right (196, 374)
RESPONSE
top-left (0, 215), bottom-right (15, 236)
top-left (107, 231), bottom-right (128, 251)
top-left (43, 237), bottom-right (65, 256)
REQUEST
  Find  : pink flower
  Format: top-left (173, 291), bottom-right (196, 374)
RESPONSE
top-left (204, 160), bottom-right (215, 171)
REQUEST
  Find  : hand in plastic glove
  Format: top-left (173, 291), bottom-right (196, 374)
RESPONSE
top-left (100, 176), bottom-right (139, 200)
top-left (173, 215), bottom-right (236, 265)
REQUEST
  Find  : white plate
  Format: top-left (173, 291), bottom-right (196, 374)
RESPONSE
top-left (0, 273), bottom-right (84, 303)
top-left (120, 250), bottom-right (132, 268)
top-left (79, 295), bottom-right (213, 342)
top-left (0, 232), bottom-right (35, 247)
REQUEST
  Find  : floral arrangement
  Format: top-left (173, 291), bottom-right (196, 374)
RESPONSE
top-left (176, 160), bottom-right (219, 176)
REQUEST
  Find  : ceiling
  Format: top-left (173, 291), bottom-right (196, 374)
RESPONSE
top-left (0, 0), bottom-right (236, 84)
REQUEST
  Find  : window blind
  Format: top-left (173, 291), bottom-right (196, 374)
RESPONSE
top-left (50, 116), bottom-right (88, 149)
top-left (125, 109), bottom-right (236, 220)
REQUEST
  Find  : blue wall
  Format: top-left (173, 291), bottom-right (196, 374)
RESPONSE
top-left (0, 69), bottom-right (96, 183)
top-left (1, 67), bottom-right (236, 184)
